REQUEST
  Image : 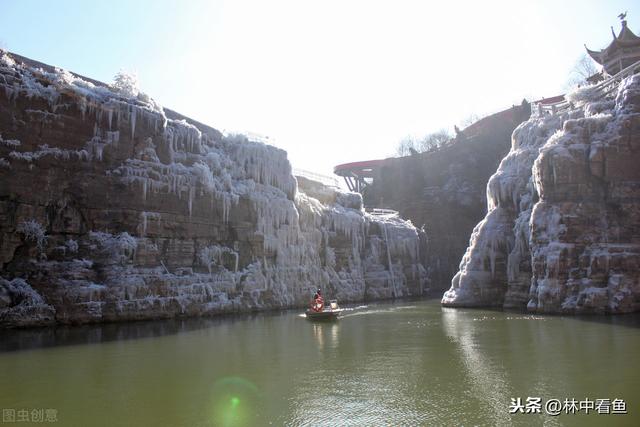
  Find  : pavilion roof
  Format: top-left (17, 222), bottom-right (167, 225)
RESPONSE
top-left (585, 20), bottom-right (640, 65)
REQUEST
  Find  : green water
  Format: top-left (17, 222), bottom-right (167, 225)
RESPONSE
top-left (0, 299), bottom-right (638, 426)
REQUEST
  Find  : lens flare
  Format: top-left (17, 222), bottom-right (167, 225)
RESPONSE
top-left (210, 377), bottom-right (260, 427)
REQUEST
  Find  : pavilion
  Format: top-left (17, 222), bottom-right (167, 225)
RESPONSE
top-left (585, 16), bottom-right (640, 76)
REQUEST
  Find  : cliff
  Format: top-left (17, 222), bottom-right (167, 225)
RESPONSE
top-left (363, 104), bottom-right (531, 292)
top-left (0, 52), bottom-right (427, 327)
top-left (443, 74), bottom-right (640, 314)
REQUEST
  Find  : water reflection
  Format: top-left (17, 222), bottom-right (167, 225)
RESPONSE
top-left (288, 304), bottom-right (432, 426)
top-left (311, 323), bottom-right (340, 350)
top-left (0, 300), bottom-right (639, 426)
top-left (0, 312), bottom-right (284, 353)
top-left (441, 307), bottom-right (515, 426)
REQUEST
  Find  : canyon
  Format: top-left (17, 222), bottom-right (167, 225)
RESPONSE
top-left (1, 49), bottom-right (639, 327)
top-left (443, 75), bottom-right (640, 313)
top-left (363, 103), bottom-right (531, 292)
top-left (0, 52), bottom-right (426, 327)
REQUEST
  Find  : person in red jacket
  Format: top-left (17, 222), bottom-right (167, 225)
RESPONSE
top-left (311, 289), bottom-right (324, 312)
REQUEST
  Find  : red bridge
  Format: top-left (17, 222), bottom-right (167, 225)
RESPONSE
top-left (333, 100), bottom-right (543, 193)
top-left (333, 159), bottom-right (388, 192)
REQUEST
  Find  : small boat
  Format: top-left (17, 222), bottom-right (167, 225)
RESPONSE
top-left (305, 299), bottom-right (343, 321)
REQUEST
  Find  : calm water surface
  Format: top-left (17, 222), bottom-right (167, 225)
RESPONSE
top-left (1, 299), bottom-right (638, 426)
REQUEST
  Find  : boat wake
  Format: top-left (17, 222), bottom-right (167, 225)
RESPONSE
top-left (339, 305), bottom-right (417, 319)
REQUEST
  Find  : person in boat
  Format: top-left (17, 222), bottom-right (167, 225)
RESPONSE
top-left (311, 288), bottom-right (324, 312)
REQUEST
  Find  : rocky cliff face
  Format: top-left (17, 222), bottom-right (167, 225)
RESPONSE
top-left (364, 104), bottom-right (530, 292)
top-left (0, 52), bottom-right (427, 327)
top-left (443, 75), bottom-right (640, 314)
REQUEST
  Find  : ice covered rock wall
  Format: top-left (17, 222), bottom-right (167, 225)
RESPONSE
top-left (0, 52), bottom-right (426, 327)
top-left (443, 74), bottom-right (640, 314)
top-left (363, 104), bottom-right (530, 292)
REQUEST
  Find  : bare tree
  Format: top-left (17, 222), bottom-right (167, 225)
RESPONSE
top-left (566, 54), bottom-right (599, 88)
top-left (417, 129), bottom-right (451, 152)
top-left (395, 136), bottom-right (418, 157)
top-left (395, 129), bottom-right (452, 157)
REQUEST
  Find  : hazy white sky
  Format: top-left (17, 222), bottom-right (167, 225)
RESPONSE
top-left (1, 0), bottom-right (638, 175)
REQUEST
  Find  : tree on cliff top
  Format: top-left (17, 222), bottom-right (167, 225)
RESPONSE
top-left (395, 129), bottom-right (452, 157)
top-left (565, 54), bottom-right (599, 89)
top-left (112, 70), bottom-right (140, 98)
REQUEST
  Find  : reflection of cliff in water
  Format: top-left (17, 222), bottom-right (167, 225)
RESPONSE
top-left (441, 307), bottom-right (514, 426)
top-left (0, 311), bottom-right (286, 353)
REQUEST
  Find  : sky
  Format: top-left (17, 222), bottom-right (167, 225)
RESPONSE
top-left (1, 0), bottom-right (638, 176)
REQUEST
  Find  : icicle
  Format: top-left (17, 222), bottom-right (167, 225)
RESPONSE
top-left (383, 223), bottom-right (397, 297)
top-left (130, 105), bottom-right (137, 140)
top-left (107, 107), bottom-right (113, 130)
top-left (142, 212), bottom-right (148, 236)
top-left (188, 185), bottom-right (195, 216)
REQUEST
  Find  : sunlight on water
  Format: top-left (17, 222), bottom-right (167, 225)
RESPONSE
top-left (0, 300), bottom-right (638, 426)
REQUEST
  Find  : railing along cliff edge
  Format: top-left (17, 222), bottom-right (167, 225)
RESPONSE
top-left (532, 59), bottom-right (640, 117)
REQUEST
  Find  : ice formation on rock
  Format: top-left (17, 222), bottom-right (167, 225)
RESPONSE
top-left (0, 278), bottom-right (55, 327)
top-left (112, 70), bottom-right (140, 98)
top-left (0, 52), bottom-right (427, 327)
top-left (443, 74), bottom-right (640, 313)
top-left (16, 220), bottom-right (48, 253)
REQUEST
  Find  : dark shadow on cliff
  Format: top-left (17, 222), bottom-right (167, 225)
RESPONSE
top-left (362, 102), bottom-right (532, 294)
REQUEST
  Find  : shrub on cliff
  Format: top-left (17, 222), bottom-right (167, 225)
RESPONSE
top-left (112, 70), bottom-right (140, 98)
top-left (16, 220), bottom-right (47, 253)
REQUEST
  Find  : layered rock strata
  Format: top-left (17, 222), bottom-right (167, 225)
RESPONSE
top-left (0, 52), bottom-right (426, 327)
top-left (443, 75), bottom-right (640, 314)
top-left (364, 104), bottom-right (530, 291)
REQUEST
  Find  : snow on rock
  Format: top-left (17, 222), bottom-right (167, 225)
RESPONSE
top-left (16, 219), bottom-right (48, 253)
top-left (442, 109), bottom-right (572, 308)
top-left (0, 52), bottom-right (427, 327)
top-left (0, 278), bottom-right (55, 327)
top-left (88, 231), bottom-right (137, 265)
top-left (0, 133), bottom-right (20, 147)
top-left (225, 133), bottom-right (297, 198)
top-left (198, 244), bottom-right (239, 274)
top-left (112, 70), bottom-right (140, 98)
top-left (443, 74), bottom-right (640, 313)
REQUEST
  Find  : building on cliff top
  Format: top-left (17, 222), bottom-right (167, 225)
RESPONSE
top-left (585, 15), bottom-right (640, 77)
